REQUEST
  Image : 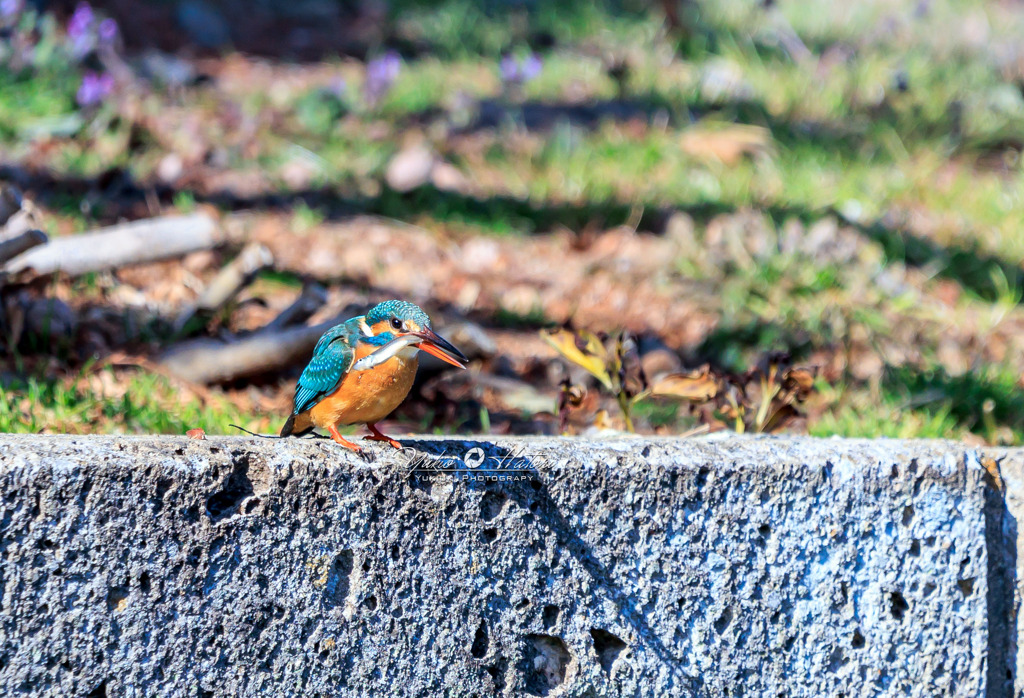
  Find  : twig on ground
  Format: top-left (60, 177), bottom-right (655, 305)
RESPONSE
top-left (3, 213), bottom-right (223, 278)
top-left (173, 242), bottom-right (273, 333)
top-left (0, 229), bottom-right (48, 268)
top-left (264, 282), bottom-right (328, 332)
top-left (158, 318), bottom-right (340, 384)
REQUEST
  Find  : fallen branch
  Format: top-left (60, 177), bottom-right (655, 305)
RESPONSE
top-left (3, 213), bottom-right (223, 277)
top-left (0, 229), bottom-right (48, 267)
top-left (0, 185), bottom-right (23, 229)
top-left (159, 319), bottom-right (339, 384)
top-left (264, 282), bottom-right (328, 332)
top-left (173, 242), bottom-right (273, 333)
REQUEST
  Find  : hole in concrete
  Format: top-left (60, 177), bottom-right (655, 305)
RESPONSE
top-left (106, 586), bottom-right (129, 612)
top-left (696, 467), bottom-right (709, 489)
top-left (471, 619), bottom-right (489, 658)
top-left (902, 505), bottom-right (914, 526)
top-left (889, 592), bottom-right (909, 621)
top-left (482, 528), bottom-right (499, 544)
top-left (839, 583), bottom-right (849, 605)
top-left (363, 595), bottom-right (378, 612)
top-left (522, 634), bottom-right (572, 697)
top-left (529, 479), bottom-right (541, 492)
top-left (909, 540), bottom-right (920, 557)
top-left (324, 549), bottom-right (354, 607)
top-left (714, 608), bottom-right (733, 634)
top-left (487, 657), bottom-right (508, 691)
top-left (206, 462), bottom-right (254, 523)
top-left (480, 492), bottom-right (507, 522)
top-left (957, 578), bottom-right (975, 598)
top-left (827, 646), bottom-right (847, 672)
top-left (87, 680), bottom-right (108, 698)
top-left (851, 629), bottom-right (865, 649)
top-left (139, 572), bottom-right (151, 594)
top-left (757, 524), bottom-right (771, 537)
top-left (542, 605), bottom-right (560, 630)
top-left (155, 478), bottom-right (172, 505)
top-left (590, 628), bottom-right (626, 674)
top-left (922, 582), bottom-right (936, 597)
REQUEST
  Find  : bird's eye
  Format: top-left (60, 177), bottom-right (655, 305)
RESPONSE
top-left (390, 317), bottom-right (402, 330)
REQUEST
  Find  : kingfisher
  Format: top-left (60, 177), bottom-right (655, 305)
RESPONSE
top-left (280, 300), bottom-right (468, 451)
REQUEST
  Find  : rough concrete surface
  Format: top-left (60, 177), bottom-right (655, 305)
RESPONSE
top-left (996, 448), bottom-right (1023, 698)
top-left (0, 434), bottom-right (1010, 697)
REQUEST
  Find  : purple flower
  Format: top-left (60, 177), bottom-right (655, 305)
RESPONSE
top-left (499, 52), bottom-right (543, 86)
top-left (98, 18), bottom-right (118, 43)
top-left (520, 53), bottom-right (542, 81)
top-left (364, 50), bottom-right (401, 106)
top-left (76, 71), bottom-right (114, 107)
top-left (68, 2), bottom-right (96, 58)
top-left (0, 0), bottom-right (23, 19)
top-left (68, 2), bottom-right (94, 37)
top-left (499, 55), bottom-right (518, 83)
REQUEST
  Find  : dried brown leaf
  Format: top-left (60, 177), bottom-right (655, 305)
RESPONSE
top-left (541, 328), bottom-right (613, 389)
top-left (782, 366), bottom-right (817, 400)
top-left (650, 366), bottom-right (719, 402)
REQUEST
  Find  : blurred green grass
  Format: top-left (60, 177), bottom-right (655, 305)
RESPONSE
top-left (3, 0), bottom-right (1024, 441)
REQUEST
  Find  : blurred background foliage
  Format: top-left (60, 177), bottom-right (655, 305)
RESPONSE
top-left (2, 0), bottom-right (1024, 444)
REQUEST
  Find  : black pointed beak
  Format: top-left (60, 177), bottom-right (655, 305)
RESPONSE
top-left (411, 328), bottom-right (468, 369)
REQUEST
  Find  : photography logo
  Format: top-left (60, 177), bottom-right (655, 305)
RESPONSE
top-left (464, 447), bottom-right (486, 469)
top-left (403, 445), bottom-right (536, 482)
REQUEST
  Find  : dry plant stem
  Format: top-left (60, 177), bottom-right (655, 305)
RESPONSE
top-left (158, 318), bottom-right (341, 384)
top-left (264, 282), bottom-right (328, 332)
top-left (617, 391), bottom-right (635, 433)
top-left (173, 242), bottom-right (273, 332)
top-left (3, 214), bottom-right (222, 277)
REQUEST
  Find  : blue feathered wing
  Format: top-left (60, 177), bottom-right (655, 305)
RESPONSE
top-left (291, 319), bottom-right (360, 415)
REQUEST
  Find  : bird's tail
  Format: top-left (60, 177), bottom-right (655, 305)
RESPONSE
top-left (280, 412), bottom-right (313, 438)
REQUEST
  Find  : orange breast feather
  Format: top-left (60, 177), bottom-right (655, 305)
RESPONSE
top-left (309, 342), bottom-right (418, 429)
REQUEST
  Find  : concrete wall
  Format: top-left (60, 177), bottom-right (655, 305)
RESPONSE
top-left (0, 434), bottom-right (1017, 697)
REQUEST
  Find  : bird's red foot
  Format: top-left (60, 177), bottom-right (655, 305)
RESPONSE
top-left (328, 425), bottom-right (363, 452)
top-left (364, 423), bottom-right (403, 449)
